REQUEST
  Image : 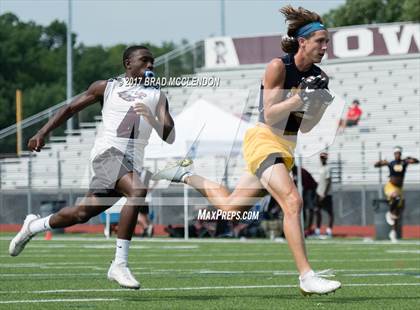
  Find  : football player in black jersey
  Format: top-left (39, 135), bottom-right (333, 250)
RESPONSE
top-left (154, 6), bottom-right (340, 295)
top-left (375, 146), bottom-right (418, 241)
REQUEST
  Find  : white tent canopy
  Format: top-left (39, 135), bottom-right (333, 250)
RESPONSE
top-left (145, 99), bottom-right (252, 159)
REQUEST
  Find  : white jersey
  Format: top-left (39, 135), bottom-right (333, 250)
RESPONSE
top-left (91, 77), bottom-right (161, 168)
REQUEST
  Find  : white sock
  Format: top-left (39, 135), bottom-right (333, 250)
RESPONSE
top-left (315, 228), bottom-right (320, 235)
top-left (299, 269), bottom-right (314, 280)
top-left (28, 215), bottom-right (52, 234)
top-left (115, 239), bottom-right (130, 265)
top-left (326, 227), bottom-right (332, 235)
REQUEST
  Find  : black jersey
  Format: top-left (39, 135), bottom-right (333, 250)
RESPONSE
top-left (258, 54), bottom-right (322, 141)
top-left (388, 160), bottom-right (408, 178)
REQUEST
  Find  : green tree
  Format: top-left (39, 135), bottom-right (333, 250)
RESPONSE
top-left (0, 13), bottom-right (70, 153)
top-left (0, 13), bottom-right (182, 154)
top-left (323, 0), bottom-right (419, 27)
top-left (401, 0), bottom-right (420, 21)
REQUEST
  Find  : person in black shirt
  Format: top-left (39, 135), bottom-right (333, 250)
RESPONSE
top-left (374, 146), bottom-right (418, 241)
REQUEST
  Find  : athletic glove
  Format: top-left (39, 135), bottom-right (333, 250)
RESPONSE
top-left (298, 75), bottom-right (334, 115)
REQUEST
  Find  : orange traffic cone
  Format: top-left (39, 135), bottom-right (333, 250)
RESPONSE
top-left (45, 231), bottom-right (53, 240)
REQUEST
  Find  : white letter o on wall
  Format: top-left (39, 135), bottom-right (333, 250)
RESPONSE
top-left (333, 29), bottom-right (374, 58)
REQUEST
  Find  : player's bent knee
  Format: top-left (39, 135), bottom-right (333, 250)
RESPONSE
top-left (390, 192), bottom-right (398, 198)
top-left (283, 195), bottom-right (302, 216)
top-left (126, 189), bottom-right (147, 198)
top-left (125, 189), bottom-right (147, 207)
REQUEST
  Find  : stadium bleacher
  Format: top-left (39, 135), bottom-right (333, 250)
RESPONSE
top-left (1, 41), bottom-right (419, 190)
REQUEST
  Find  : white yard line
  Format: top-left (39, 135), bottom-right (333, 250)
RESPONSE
top-left (1, 258), bottom-right (419, 270)
top-left (343, 273), bottom-right (417, 277)
top-left (0, 298), bottom-right (119, 304)
top-left (0, 262), bottom-right (93, 267)
top-left (1, 251), bottom-right (404, 259)
top-left (0, 273), bottom-right (104, 277)
top-left (1, 264), bottom-right (419, 272)
top-left (386, 250), bottom-right (420, 254)
top-left (24, 258), bottom-right (414, 264)
top-left (10, 244), bottom-right (200, 250)
top-left (1, 236), bottom-right (419, 245)
top-left (1, 268), bottom-right (419, 279)
top-left (0, 283), bottom-right (420, 297)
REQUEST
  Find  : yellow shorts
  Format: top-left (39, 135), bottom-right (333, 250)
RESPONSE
top-left (243, 125), bottom-right (295, 176)
top-left (384, 181), bottom-right (404, 207)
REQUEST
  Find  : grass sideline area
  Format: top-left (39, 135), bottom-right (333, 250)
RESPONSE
top-left (0, 234), bottom-right (419, 309)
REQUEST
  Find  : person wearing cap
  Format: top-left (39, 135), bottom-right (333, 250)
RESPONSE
top-left (315, 152), bottom-right (334, 237)
top-left (374, 147), bottom-right (419, 241)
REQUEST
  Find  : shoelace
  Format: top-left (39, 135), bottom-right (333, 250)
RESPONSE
top-left (179, 158), bottom-right (193, 167)
top-left (173, 158), bottom-right (193, 167)
top-left (164, 158), bottom-right (193, 169)
top-left (314, 269), bottom-right (336, 278)
top-left (162, 158), bottom-right (193, 170)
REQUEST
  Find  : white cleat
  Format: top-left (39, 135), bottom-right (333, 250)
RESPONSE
top-left (152, 158), bottom-right (193, 183)
top-left (107, 261), bottom-right (140, 290)
top-left (299, 270), bottom-right (341, 296)
top-left (389, 229), bottom-right (398, 243)
top-left (9, 214), bottom-right (40, 256)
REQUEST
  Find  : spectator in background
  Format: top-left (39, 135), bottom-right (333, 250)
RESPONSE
top-left (315, 152), bottom-right (334, 238)
top-left (232, 204), bottom-right (266, 239)
top-left (165, 217), bottom-right (214, 238)
top-left (292, 166), bottom-right (318, 236)
top-left (339, 99), bottom-right (362, 131)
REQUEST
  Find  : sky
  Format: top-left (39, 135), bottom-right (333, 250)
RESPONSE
top-left (0, 0), bottom-right (345, 47)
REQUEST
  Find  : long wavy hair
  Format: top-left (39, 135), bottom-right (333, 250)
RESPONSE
top-left (280, 6), bottom-right (324, 54)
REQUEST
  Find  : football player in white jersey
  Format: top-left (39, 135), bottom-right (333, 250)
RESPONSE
top-left (9, 46), bottom-right (175, 290)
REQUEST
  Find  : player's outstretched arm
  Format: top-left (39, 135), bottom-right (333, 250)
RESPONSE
top-left (405, 157), bottom-right (419, 165)
top-left (374, 160), bottom-right (389, 168)
top-left (28, 80), bottom-right (107, 152)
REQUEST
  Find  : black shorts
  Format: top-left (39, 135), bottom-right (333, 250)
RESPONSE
top-left (317, 195), bottom-right (333, 214)
top-left (89, 147), bottom-right (150, 213)
top-left (346, 119), bottom-right (359, 127)
top-left (255, 153), bottom-right (285, 179)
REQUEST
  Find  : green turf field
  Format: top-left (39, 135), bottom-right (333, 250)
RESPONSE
top-left (0, 234), bottom-right (419, 309)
